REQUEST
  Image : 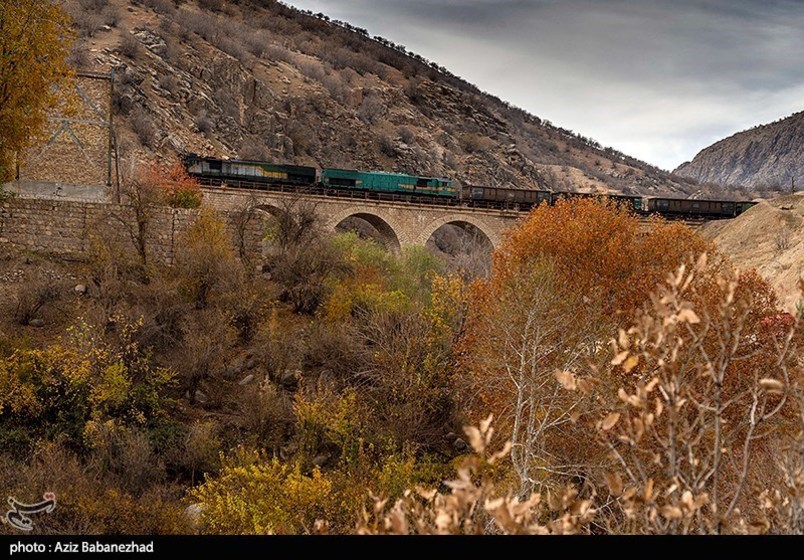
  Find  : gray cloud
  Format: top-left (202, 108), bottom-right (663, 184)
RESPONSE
top-left (287, 0), bottom-right (804, 170)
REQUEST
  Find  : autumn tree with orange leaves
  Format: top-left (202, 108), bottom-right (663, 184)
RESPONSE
top-left (117, 160), bottom-right (201, 274)
top-left (490, 197), bottom-right (713, 317)
top-left (132, 159), bottom-right (202, 210)
top-left (459, 198), bottom-right (714, 495)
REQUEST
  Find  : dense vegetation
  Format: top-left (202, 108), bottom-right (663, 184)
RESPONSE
top-left (1, 168), bottom-right (801, 533)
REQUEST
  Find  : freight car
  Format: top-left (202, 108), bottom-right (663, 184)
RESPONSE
top-left (321, 168), bottom-right (455, 197)
top-left (736, 200), bottom-right (758, 215)
top-left (462, 185), bottom-right (552, 209)
top-left (552, 191), bottom-right (646, 214)
top-left (183, 154), bottom-right (317, 187)
top-left (646, 197), bottom-right (754, 219)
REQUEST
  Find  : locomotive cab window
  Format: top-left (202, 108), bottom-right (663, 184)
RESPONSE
top-left (209, 160), bottom-right (222, 172)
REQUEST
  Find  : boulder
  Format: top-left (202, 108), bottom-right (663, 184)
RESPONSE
top-left (244, 354), bottom-right (258, 371)
top-left (184, 504), bottom-right (204, 530)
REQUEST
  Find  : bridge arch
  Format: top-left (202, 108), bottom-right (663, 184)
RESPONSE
top-left (417, 214), bottom-right (501, 249)
top-left (247, 204), bottom-right (289, 258)
top-left (419, 215), bottom-right (497, 278)
top-left (327, 209), bottom-right (402, 253)
top-left (253, 203), bottom-right (286, 218)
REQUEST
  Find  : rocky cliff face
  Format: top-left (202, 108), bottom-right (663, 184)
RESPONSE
top-left (62, 0), bottom-right (701, 195)
top-left (675, 111), bottom-right (804, 191)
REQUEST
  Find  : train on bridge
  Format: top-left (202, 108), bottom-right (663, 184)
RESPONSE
top-left (183, 154), bottom-right (758, 220)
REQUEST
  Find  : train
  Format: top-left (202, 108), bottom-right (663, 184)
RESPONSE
top-left (182, 154), bottom-right (758, 220)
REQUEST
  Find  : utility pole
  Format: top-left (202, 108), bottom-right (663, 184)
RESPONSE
top-left (107, 68), bottom-right (115, 190)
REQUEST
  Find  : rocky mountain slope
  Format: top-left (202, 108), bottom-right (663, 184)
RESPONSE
top-left (675, 111), bottom-right (804, 191)
top-left (62, 0), bottom-right (705, 195)
top-left (702, 192), bottom-right (804, 313)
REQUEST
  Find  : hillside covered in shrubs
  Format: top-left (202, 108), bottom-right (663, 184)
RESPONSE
top-left (60, 0), bottom-right (721, 196)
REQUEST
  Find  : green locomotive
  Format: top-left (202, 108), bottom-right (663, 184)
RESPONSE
top-left (321, 169), bottom-right (455, 197)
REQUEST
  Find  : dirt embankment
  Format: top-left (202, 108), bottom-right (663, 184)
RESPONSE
top-left (703, 192), bottom-right (804, 312)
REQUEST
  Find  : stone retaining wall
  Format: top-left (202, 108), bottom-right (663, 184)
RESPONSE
top-left (0, 197), bottom-right (266, 266)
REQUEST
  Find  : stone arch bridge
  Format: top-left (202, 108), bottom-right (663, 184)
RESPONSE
top-left (202, 186), bottom-right (523, 251)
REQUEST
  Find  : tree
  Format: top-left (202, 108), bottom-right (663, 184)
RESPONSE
top-left (460, 198), bottom-right (714, 495)
top-left (156, 160), bottom-right (202, 209)
top-left (263, 200), bottom-right (344, 314)
top-left (461, 258), bottom-right (609, 496)
top-left (179, 308), bottom-right (235, 405)
top-left (0, 0), bottom-right (74, 182)
top-left (176, 208), bottom-right (241, 309)
top-left (117, 165), bottom-right (165, 275)
top-left (230, 194), bottom-right (259, 274)
top-left (357, 308), bottom-right (455, 449)
top-left (117, 161), bottom-right (201, 276)
top-left (491, 197), bottom-right (712, 318)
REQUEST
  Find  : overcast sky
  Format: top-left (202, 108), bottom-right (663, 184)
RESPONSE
top-left (286, 0), bottom-right (804, 171)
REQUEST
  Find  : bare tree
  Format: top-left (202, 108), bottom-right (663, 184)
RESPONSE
top-left (180, 308), bottom-right (234, 405)
top-left (230, 194), bottom-right (259, 274)
top-left (262, 199), bottom-right (345, 314)
top-left (465, 259), bottom-right (610, 497)
top-left (114, 164), bottom-right (165, 279)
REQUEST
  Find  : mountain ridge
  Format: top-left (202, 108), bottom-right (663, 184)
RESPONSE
top-left (675, 110), bottom-right (804, 191)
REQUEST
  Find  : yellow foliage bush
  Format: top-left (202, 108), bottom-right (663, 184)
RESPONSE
top-left (190, 448), bottom-right (334, 534)
top-left (0, 318), bottom-right (174, 452)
